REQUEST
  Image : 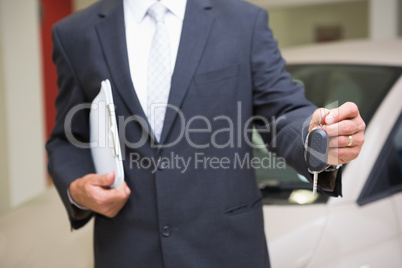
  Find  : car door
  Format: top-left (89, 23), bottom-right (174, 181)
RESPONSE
top-left (309, 113), bottom-right (402, 268)
top-left (261, 64), bottom-right (402, 268)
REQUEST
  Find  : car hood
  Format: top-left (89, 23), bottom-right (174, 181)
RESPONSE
top-left (263, 203), bottom-right (328, 268)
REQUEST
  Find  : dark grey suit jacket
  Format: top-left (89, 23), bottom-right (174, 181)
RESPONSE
top-left (46, 0), bottom-right (342, 267)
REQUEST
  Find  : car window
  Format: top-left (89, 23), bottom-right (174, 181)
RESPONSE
top-left (357, 114), bottom-right (402, 206)
top-left (287, 65), bottom-right (401, 124)
top-left (256, 64), bottom-right (402, 205)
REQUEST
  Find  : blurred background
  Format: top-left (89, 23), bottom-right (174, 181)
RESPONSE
top-left (0, 0), bottom-right (401, 267)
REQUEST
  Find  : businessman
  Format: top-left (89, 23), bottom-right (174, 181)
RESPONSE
top-left (46, 0), bottom-right (365, 267)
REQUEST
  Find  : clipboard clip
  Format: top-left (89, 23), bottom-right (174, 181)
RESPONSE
top-left (107, 103), bottom-right (121, 159)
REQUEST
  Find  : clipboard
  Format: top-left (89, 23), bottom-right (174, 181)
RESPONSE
top-left (89, 79), bottom-right (124, 189)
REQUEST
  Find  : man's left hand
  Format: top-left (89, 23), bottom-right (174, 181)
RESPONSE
top-left (309, 102), bottom-right (366, 165)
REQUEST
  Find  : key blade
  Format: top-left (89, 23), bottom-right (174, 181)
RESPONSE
top-left (313, 172), bottom-right (318, 196)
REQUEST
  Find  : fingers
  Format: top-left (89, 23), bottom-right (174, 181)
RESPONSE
top-left (328, 132), bottom-right (365, 148)
top-left (309, 102), bottom-right (366, 166)
top-left (98, 182), bottom-right (131, 218)
top-left (91, 172), bottom-right (115, 187)
top-left (328, 146), bottom-right (362, 165)
top-left (69, 173), bottom-right (131, 218)
top-left (322, 118), bottom-right (366, 137)
top-left (309, 108), bottom-right (330, 132)
top-left (325, 102), bottom-right (359, 125)
top-left (102, 181), bottom-right (131, 200)
top-left (327, 130), bottom-right (364, 165)
top-left (309, 102), bottom-right (361, 133)
top-left (121, 182), bottom-right (131, 196)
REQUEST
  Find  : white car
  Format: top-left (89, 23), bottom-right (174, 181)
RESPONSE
top-left (254, 39), bottom-right (402, 268)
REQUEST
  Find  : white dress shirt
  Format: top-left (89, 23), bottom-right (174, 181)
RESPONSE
top-left (123, 0), bottom-right (187, 116)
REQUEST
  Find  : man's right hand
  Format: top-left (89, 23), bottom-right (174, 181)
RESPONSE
top-left (69, 172), bottom-right (131, 218)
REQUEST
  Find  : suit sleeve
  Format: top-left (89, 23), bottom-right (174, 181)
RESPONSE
top-left (250, 9), bottom-right (342, 197)
top-left (45, 25), bottom-right (95, 229)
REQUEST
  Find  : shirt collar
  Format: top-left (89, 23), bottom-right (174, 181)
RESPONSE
top-left (125, 0), bottom-right (187, 23)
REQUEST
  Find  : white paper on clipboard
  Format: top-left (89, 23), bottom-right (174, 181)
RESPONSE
top-left (90, 79), bottom-right (124, 189)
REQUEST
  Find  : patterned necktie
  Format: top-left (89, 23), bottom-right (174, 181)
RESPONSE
top-left (147, 3), bottom-right (171, 142)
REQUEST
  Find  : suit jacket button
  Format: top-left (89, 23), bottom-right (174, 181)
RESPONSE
top-left (157, 160), bottom-right (166, 170)
top-left (158, 165), bottom-right (165, 171)
top-left (162, 226), bottom-right (171, 237)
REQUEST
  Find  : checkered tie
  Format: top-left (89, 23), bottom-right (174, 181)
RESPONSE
top-left (147, 3), bottom-right (171, 141)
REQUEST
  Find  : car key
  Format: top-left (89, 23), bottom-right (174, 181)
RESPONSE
top-left (306, 113), bottom-right (330, 195)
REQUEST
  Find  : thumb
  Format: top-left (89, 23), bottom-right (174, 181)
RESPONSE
top-left (309, 108), bottom-right (330, 132)
top-left (93, 172), bottom-right (115, 187)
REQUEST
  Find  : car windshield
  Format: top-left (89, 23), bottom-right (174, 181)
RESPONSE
top-left (256, 64), bottom-right (402, 205)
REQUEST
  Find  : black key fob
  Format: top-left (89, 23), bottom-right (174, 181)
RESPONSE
top-left (306, 128), bottom-right (329, 172)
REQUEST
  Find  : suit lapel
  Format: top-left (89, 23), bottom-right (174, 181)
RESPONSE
top-left (158, 0), bottom-right (214, 145)
top-left (95, 0), bottom-right (152, 139)
top-left (95, 0), bottom-right (214, 148)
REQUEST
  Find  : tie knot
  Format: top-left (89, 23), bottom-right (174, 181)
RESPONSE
top-left (148, 3), bottom-right (168, 23)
